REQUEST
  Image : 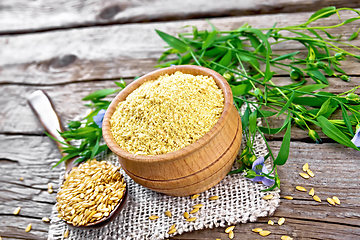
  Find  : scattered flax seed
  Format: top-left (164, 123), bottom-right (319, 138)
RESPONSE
top-left (299, 172), bottom-right (310, 179)
top-left (309, 188), bottom-right (315, 196)
top-left (165, 211), bottom-right (172, 217)
top-left (183, 212), bottom-right (189, 219)
top-left (278, 217), bottom-right (285, 225)
top-left (170, 224), bottom-right (176, 230)
top-left (283, 196), bottom-right (293, 200)
top-left (262, 194), bottom-right (273, 200)
top-left (25, 224), bottom-right (32, 232)
top-left (168, 228), bottom-right (177, 235)
top-left (332, 196), bottom-right (341, 205)
top-left (48, 183), bottom-right (53, 189)
top-left (313, 195), bottom-right (321, 202)
top-left (281, 236), bottom-right (293, 240)
top-left (307, 169), bottom-right (315, 178)
top-left (63, 229), bottom-right (69, 238)
top-left (190, 208), bottom-right (199, 214)
top-left (110, 71), bottom-right (224, 155)
top-left (186, 217), bottom-right (197, 222)
top-left (48, 188), bottom-right (54, 194)
top-left (209, 196), bottom-right (219, 200)
top-left (327, 198), bottom-right (336, 205)
top-left (252, 228), bottom-right (262, 233)
top-left (42, 217), bottom-right (50, 223)
top-left (268, 220), bottom-right (274, 225)
top-left (259, 230), bottom-right (271, 236)
top-left (191, 194), bottom-right (200, 200)
top-left (225, 226), bottom-right (235, 233)
top-left (20, 177), bottom-right (24, 181)
top-left (302, 163), bottom-right (309, 172)
top-left (229, 230), bottom-right (234, 239)
top-left (149, 215), bottom-right (159, 220)
top-left (296, 186), bottom-right (307, 192)
top-left (193, 204), bottom-right (204, 209)
top-left (13, 207), bottom-right (21, 215)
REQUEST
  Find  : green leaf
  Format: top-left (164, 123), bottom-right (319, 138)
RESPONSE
top-left (307, 69), bottom-right (328, 85)
top-left (217, 50), bottom-right (233, 73)
top-left (249, 110), bottom-right (257, 134)
top-left (322, 29), bottom-right (341, 39)
top-left (276, 91), bottom-right (295, 116)
top-left (308, 6), bottom-right (337, 22)
top-left (82, 88), bottom-right (117, 101)
top-left (51, 152), bottom-right (79, 169)
top-left (340, 103), bottom-right (354, 135)
top-left (332, 64), bottom-right (346, 74)
top-left (241, 107), bottom-right (250, 130)
top-left (155, 29), bottom-right (189, 53)
top-left (294, 84), bottom-right (327, 97)
top-left (231, 82), bottom-right (252, 96)
top-left (271, 51), bottom-right (300, 62)
top-left (202, 30), bottom-right (218, 50)
top-left (273, 120), bottom-right (291, 166)
top-left (292, 96), bottom-right (325, 107)
top-left (343, 17), bottom-right (360, 25)
top-left (248, 34), bottom-right (266, 55)
top-left (315, 98), bottom-right (331, 117)
top-left (259, 113), bottom-right (290, 134)
top-left (114, 79), bottom-right (126, 89)
top-left (257, 110), bottom-right (276, 118)
top-left (349, 31), bottom-right (359, 41)
top-left (317, 116), bottom-right (358, 150)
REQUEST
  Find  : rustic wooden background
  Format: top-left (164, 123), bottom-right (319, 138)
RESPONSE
top-left (1, 0), bottom-right (360, 239)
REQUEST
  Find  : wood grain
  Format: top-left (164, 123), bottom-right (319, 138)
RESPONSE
top-left (1, 0), bottom-right (359, 33)
top-left (1, 137), bottom-right (359, 239)
top-left (1, 10), bottom-right (360, 85)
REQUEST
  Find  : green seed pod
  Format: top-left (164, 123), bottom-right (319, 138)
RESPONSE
top-left (290, 69), bottom-right (301, 81)
top-left (254, 88), bottom-right (264, 99)
top-left (346, 93), bottom-right (359, 103)
top-left (308, 129), bottom-right (322, 144)
top-left (80, 150), bottom-right (92, 159)
top-left (223, 72), bottom-right (234, 81)
top-left (294, 117), bottom-right (306, 126)
top-left (245, 169), bottom-right (257, 179)
top-left (335, 52), bottom-right (346, 60)
top-left (294, 105), bottom-right (307, 113)
top-left (68, 121), bottom-right (81, 130)
top-left (315, 61), bottom-right (326, 69)
top-left (340, 75), bottom-right (351, 82)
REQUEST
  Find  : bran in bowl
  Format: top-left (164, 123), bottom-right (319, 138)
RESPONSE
top-left (110, 71), bottom-right (224, 155)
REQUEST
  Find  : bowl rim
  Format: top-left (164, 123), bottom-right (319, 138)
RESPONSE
top-left (102, 65), bottom-right (233, 163)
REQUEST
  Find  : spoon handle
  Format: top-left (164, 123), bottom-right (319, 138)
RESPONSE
top-left (27, 90), bottom-right (75, 172)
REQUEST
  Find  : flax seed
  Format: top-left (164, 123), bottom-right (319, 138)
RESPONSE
top-left (313, 195), bottom-right (321, 202)
top-left (296, 186), bottom-right (307, 192)
top-left (327, 198), bottom-right (336, 205)
top-left (25, 224), bottom-right (32, 232)
top-left (190, 208), bottom-right (199, 214)
top-left (309, 188), bottom-right (315, 196)
top-left (268, 220), bottom-right (274, 225)
top-left (191, 194), bottom-right (200, 200)
top-left (229, 230), bottom-right (234, 239)
top-left (299, 172), bottom-right (310, 179)
top-left (13, 207), bottom-right (21, 215)
top-left (183, 212), bottom-right (189, 219)
top-left (42, 217), bottom-right (50, 223)
top-left (259, 230), bottom-right (271, 236)
top-left (186, 217), bottom-right (197, 222)
top-left (262, 194), bottom-right (273, 200)
top-left (209, 196), bottom-right (219, 200)
top-left (225, 226), bottom-right (235, 233)
top-left (278, 217), bottom-right (285, 225)
top-left (283, 196), bottom-right (293, 200)
top-left (307, 169), bottom-right (314, 177)
top-left (193, 204), bottom-right (204, 209)
top-left (252, 228), bottom-right (262, 233)
top-left (302, 163), bottom-right (309, 172)
top-left (165, 210), bottom-right (172, 217)
top-left (332, 196), bottom-right (340, 205)
top-left (149, 215), bottom-right (159, 220)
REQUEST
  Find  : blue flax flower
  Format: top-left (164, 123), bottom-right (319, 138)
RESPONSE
top-left (93, 109), bottom-right (106, 128)
top-left (248, 156), bottom-right (275, 186)
top-left (351, 127), bottom-right (360, 147)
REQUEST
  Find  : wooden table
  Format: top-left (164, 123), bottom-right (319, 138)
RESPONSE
top-left (1, 1), bottom-right (360, 239)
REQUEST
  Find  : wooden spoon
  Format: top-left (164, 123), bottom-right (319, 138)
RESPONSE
top-left (27, 90), bottom-right (127, 228)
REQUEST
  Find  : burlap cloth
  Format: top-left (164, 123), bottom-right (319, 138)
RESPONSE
top-left (48, 110), bottom-right (280, 240)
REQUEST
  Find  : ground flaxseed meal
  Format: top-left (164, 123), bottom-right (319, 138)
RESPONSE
top-left (110, 71), bottom-right (224, 155)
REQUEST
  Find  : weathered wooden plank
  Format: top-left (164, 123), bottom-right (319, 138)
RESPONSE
top-left (1, 75), bottom-right (360, 138)
top-left (1, 137), bottom-right (359, 239)
top-left (1, 10), bottom-right (360, 84)
top-left (1, 0), bottom-right (359, 33)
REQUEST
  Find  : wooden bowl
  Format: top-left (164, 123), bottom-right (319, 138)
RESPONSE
top-left (102, 65), bottom-right (242, 196)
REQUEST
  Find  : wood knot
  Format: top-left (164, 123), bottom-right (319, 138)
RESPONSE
top-left (99, 5), bottom-right (121, 20)
top-left (50, 54), bottom-right (77, 68)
